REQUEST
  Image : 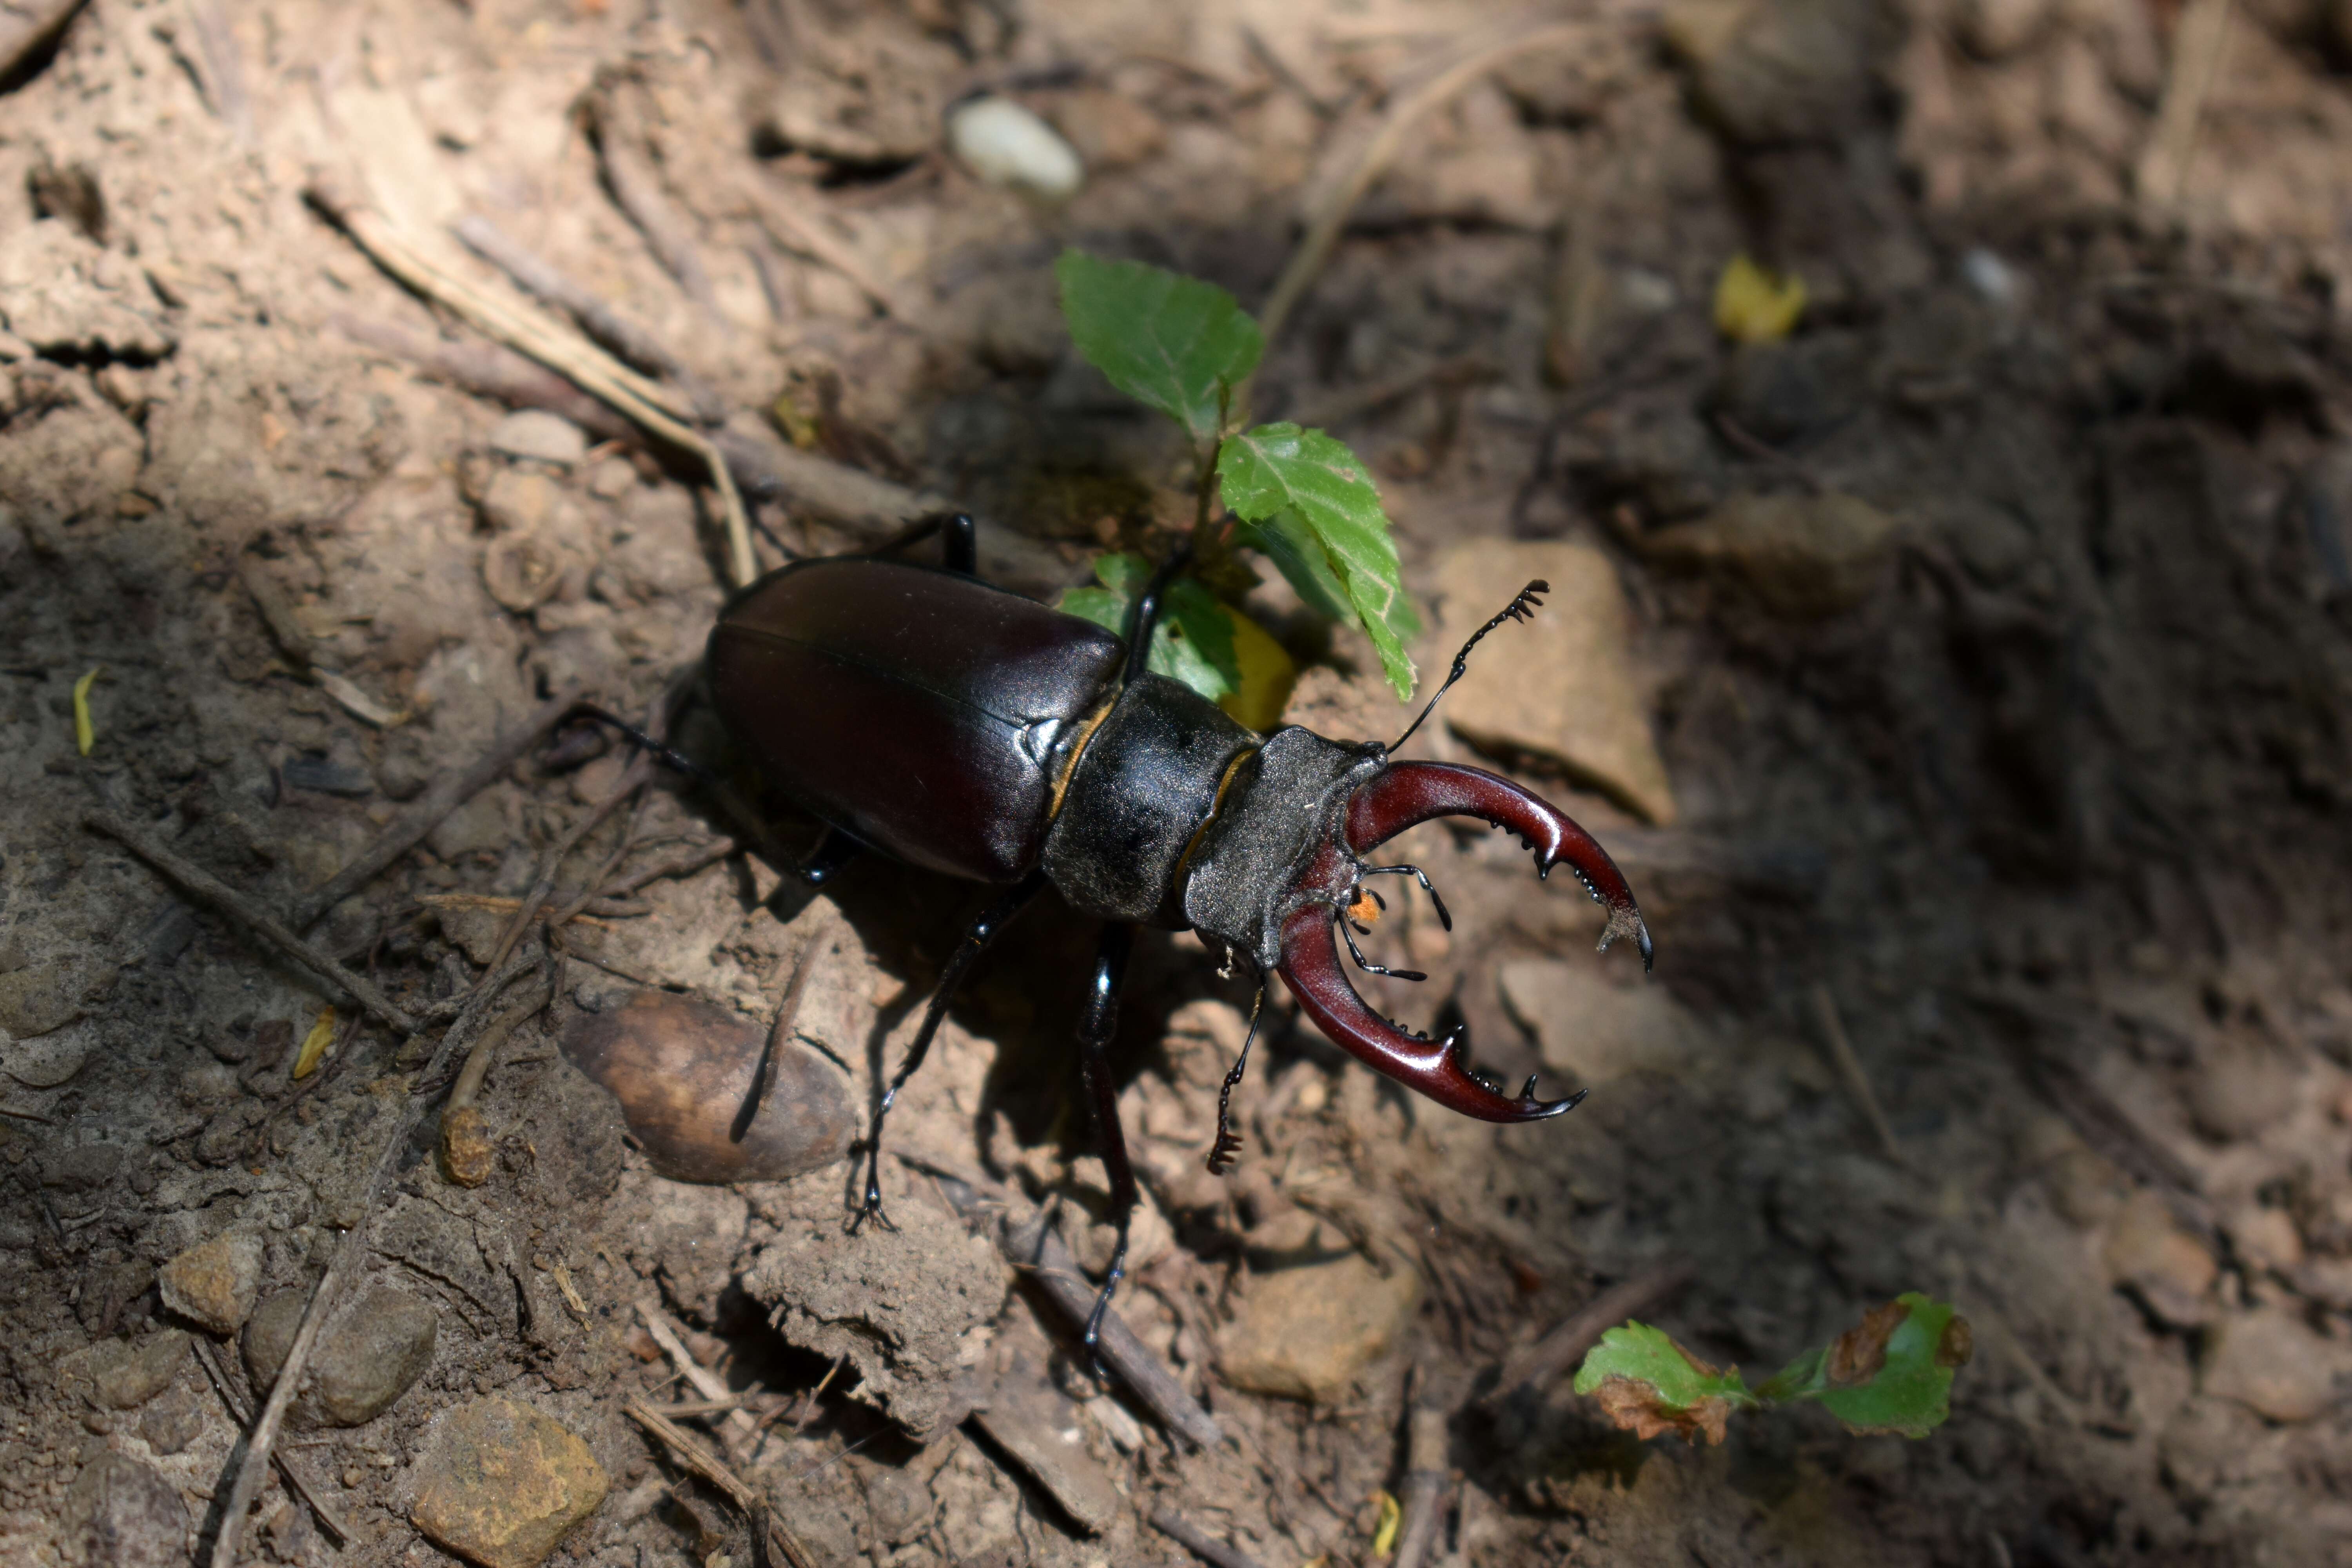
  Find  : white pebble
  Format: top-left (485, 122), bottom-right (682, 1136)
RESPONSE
top-left (1961, 247), bottom-right (2016, 306)
top-left (948, 97), bottom-right (1084, 201)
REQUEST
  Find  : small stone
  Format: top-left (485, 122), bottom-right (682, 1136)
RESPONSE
top-left (2042, 1147), bottom-right (2129, 1229)
top-left (42, 1142), bottom-right (122, 1192)
top-left (178, 1060), bottom-right (241, 1107)
top-left (428, 791), bottom-right (517, 862)
top-left (584, 456), bottom-right (636, 500)
top-left (4, 1026), bottom-right (89, 1087)
top-left (137, 1384), bottom-right (207, 1455)
top-left (477, 468), bottom-right (559, 535)
top-left (948, 97), bottom-right (1083, 200)
top-left (410, 1396), bottom-right (609, 1568)
top-left (1954, 0), bottom-right (2051, 58)
top-left (2201, 1306), bottom-right (2352, 1423)
top-left (61, 1454), bottom-right (187, 1568)
top-left (88, 1331), bottom-right (189, 1411)
top-left (487, 411), bottom-right (588, 468)
top-left (245, 1283), bottom-right (438, 1428)
top-left (2229, 1207), bottom-right (2305, 1275)
top-left (1499, 959), bottom-right (1699, 1086)
top-left (279, 754), bottom-right (374, 797)
top-left (1642, 491), bottom-right (1898, 619)
top-left (1048, 89), bottom-right (1163, 169)
top-left (2103, 1190), bottom-right (2216, 1328)
top-left (2183, 1047), bottom-right (2300, 1143)
top-left (562, 990), bottom-right (858, 1185)
top-left (1218, 1254), bottom-right (1421, 1402)
top-left (157, 1231), bottom-right (264, 1334)
top-left (969, 1379), bottom-right (1120, 1535)
top-left (0, 961), bottom-right (83, 1038)
top-left (863, 1464), bottom-right (935, 1545)
top-left (1425, 541), bottom-right (1677, 825)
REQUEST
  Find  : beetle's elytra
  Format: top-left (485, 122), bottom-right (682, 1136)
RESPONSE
top-left (703, 516), bottom-right (1651, 1345)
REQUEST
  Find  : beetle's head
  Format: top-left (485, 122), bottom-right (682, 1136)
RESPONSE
top-left (1267, 759), bottom-right (1650, 1124)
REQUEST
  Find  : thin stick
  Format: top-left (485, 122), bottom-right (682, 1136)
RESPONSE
top-left (902, 1154), bottom-right (1225, 1450)
top-left (1486, 1258), bottom-right (1697, 1403)
top-left (205, 969), bottom-right (528, 1568)
top-left (188, 1338), bottom-right (352, 1545)
top-left (84, 813), bottom-right (420, 1036)
top-left (454, 214), bottom-right (712, 400)
top-left (1149, 1509), bottom-right (1268, 1568)
top-left (586, 78), bottom-right (720, 313)
top-left (623, 1398), bottom-right (818, 1568)
top-left (1256, 18), bottom-right (1586, 350)
top-left (290, 685), bottom-right (583, 930)
top-left (637, 1299), bottom-right (760, 1449)
top-left (305, 179), bottom-right (756, 588)
top-left (597, 838), bottom-right (738, 900)
top-left (1390, 1401), bottom-right (1450, 1568)
top-left (740, 181), bottom-right (906, 319)
top-left (1810, 983), bottom-right (1902, 1161)
top-left (330, 314), bottom-right (637, 443)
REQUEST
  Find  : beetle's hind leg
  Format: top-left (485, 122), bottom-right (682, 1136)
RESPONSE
top-left (1206, 980), bottom-right (1266, 1176)
top-left (797, 827), bottom-right (861, 887)
top-left (1076, 924), bottom-right (1138, 1359)
top-left (851, 873), bottom-right (1042, 1232)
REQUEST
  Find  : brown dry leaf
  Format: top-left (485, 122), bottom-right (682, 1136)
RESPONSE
top-left (1825, 1299), bottom-right (1908, 1386)
top-left (1589, 1373), bottom-right (1735, 1445)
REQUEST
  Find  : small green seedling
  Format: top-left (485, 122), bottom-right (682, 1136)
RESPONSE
top-left (1054, 250), bottom-right (1421, 711)
top-left (1572, 1293), bottom-right (1973, 1445)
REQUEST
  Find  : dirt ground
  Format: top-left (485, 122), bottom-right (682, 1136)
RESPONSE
top-left (9, 0), bottom-right (2352, 1564)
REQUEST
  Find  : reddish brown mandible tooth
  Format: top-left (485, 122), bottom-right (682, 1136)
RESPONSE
top-left (1345, 762), bottom-right (1651, 969)
top-left (1275, 904), bottom-right (1582, 1122)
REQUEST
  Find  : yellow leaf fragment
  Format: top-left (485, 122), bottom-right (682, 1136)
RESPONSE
top-left (1713, 253), bottom-right (1806, 345)
top-left (73, 666), bottom-right (104, 755)
top-left (1216, 603), bottom-right (1298, 731)
top-left (1370, 1489), bottom-right (1401, 1557)
top-left (292, 1005), bottom-right (337, 1080)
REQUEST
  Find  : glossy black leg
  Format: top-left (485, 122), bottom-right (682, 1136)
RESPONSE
top-left (940, 512), bottom-right (977, 575)
top-left (1078, 924), bottom-right (1137, 1355)
top-left (854, 873), bottom-right (1044, 1229)
top-left (1206, 979), bottom-right (1267, 1176)
top-left (797, 827), bottom-right (862, 886)
top-left (557, 704), bottom-right (711, 785)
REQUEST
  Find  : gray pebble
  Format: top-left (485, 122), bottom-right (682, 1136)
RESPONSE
top-left (488, 409), bottom-right (589, 468)
top-left (61, 1454), bottom-right (187, 1568)
top-left (245, 1281), bottom-right (437, 1428)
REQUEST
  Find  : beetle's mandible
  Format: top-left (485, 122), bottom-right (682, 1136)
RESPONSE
top-left (693, 515), bottom-right (1650, 1348)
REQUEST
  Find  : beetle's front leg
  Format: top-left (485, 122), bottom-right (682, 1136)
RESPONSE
top-left (1076, 924), bottom-right (1137, 1356)
top-left (853, 873), bottom-right (1042, 1231)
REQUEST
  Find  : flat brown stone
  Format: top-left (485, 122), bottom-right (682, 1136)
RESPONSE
top-left (1218, 1254), bottom-right (1421, 1403)
top-left (410, 1396), bottom-right (608, 1568)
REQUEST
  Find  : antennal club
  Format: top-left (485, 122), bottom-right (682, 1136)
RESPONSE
top-left (1389, 579), bottom-right (1549, 753)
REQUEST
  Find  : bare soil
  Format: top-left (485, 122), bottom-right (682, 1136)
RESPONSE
top-left (7, 2), bottom-right (2352, 1566)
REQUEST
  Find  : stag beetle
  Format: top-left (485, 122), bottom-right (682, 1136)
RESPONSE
top-left (639, 515), bottom-right (1648, 1346)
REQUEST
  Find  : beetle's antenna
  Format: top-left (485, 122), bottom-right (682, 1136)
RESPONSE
top-left (1206, 980), bottom-right (1266, 1176)
top-left (560, 704), bottom-right (714, 785)
top-left (1388, 579), bottom-right (1549, 753)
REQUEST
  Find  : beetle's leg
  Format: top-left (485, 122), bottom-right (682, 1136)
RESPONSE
top-left (1120, 544), bottom-right (1196, 685)
top-left (796, 827), bottom-right (862, 887)
top-left (1360, 863), bottom-right (1452, 930)
top-left (1388, 579), bottom-right (1550, 753)
top-left (557, 704), bottom-right (713, 785)
top-left (853, 873), bottom-right (1043, 1231)
top-left (1336, 909), bottom-right (1426, 982)
top-left (1077, 924), bottom-right (1137, 1359)
top-left (940, 512), bottom-right (978, 575)
top-left (1206, 979), bottom-right (1266, 1176)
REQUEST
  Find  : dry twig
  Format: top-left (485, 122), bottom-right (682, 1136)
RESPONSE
top-left (330, 313), bottom-right (635, 443)
top-left (188, 1338), bottom-right (351, 1545)
top-left (84, 812), bottom-right (421, 1036)
top-left (1810, 983), bottom-right (1903, 1162)
top-left (1257, 17), bottom-right (1588, 349)
top-left (904, 1154), bottom-right (1226, 1450)
top-left (623, 1397), bottom-right (818, 1568)
top-left (306, 178), bottom-right (755, 587)
top-left (637, 1299), bottom-right (760, 1451)
top-left (1486, 1258), bottom-right (1697, 1404)
top-left (585, 77), bottom-right (720, 313)
top-left (290, 684), bottom-right (583, 931)
top-left (1391, 1400), bottom-right (1451, 1568)
top-left (203, 964), bottom-right (533, 1568)
top-left (1149, 1509), bottom-right (1268, 1568)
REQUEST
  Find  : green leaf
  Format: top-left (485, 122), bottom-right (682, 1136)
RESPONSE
top-left (1060, 554), bottom-right (1241, 702)
top-left (1572, 1321), bottom-right (1758, 1445)
top-left (1217, 423), bottom-right (1420, 699)
top-left (1232, 510), bottom-right (1353, 624)
top-left (1056, 251), bottom-right (1263, 446)
top-left (1752, 1294), bottom-right (1972, 1439)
